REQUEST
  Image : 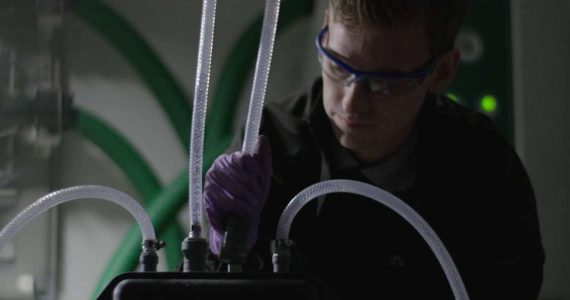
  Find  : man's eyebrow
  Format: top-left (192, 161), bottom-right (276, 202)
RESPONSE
top-left (324, 45), bottom-right (411, 74)
top-left (325, 46), bottom-right (350, 62)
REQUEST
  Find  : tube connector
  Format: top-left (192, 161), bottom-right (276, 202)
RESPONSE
top-left (140, 239), bottom-right (165, 272)
top-left (271, 239), bottom-right (294, 273)
top-left (181, 228), bottom-right (208, 272)
top-left (218, 215), bottom-right (250, 272)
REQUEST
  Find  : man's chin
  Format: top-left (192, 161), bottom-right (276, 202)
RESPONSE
top-left (338, 135), bottom-right (367, 151)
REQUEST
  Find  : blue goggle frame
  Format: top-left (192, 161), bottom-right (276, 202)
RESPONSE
top-left (315, 26), bottom-right (438, 88)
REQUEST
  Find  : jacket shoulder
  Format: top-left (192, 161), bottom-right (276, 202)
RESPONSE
top-left (260, 79), bottom-right (322, 154)
top-left (418, 95), bottom-right (522, 180)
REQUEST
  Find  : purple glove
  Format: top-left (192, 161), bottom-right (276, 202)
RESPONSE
top-left (204, 135), bottom-right (272, 255)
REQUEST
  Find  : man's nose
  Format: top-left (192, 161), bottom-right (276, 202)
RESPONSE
top-left (341, 81), bottom-right (368, 115)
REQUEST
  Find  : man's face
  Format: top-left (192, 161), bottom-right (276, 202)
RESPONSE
top-left (321, 19), bottom-right (435, 163)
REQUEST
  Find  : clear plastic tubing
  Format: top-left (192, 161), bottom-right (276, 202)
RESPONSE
top-left (276, 179), bottom-right (470, 300)
top-left (188, 0), bottom-right (217, 237)
top-left (0, 185), bottom-right (156, 251)
top-left (242, 0), bottom-right (281, 154)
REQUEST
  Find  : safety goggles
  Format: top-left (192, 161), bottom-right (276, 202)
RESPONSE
top-left (315, 26), bottom-right (438, 97)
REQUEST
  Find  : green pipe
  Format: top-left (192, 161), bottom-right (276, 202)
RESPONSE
top-left (74, 109), bottom-right (161, 201)
top-left (90, 141), bottom-right (232, 299)
top-left (73, 0), bottom-right (191, 269)
top-left (73, 109), bottom-right (184, 270)
top-left (74, 0), bottom-right (191, 150)
top-left (91, 171), bottom-right (187, 299)
top-left (205, 0), bottom-right (314, 147)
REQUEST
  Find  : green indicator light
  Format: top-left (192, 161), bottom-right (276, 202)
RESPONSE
top-left (480, 95), bottom-right (497, 113)
top-left (446, 93), bottom-right (459, 102)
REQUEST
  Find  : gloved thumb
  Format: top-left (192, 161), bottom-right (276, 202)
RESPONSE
top-left (253, 135), bottom-right (272, 172)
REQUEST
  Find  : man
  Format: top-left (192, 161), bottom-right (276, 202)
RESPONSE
top-left (204, 0), bottom-right (545, 299)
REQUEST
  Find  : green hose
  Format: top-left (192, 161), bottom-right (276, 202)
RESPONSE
top-left (74, 109), bottom-right (160, 201)
top-left (73, 0), bottom-right (189, 271)
top-left (74, 0), bottom-right (192, 150)
top-left (73, 109), bottom-right (184, 270)
top-left (90, 172), bottom-right (187, 300)
top-left (90, 135), bottom-right (233, 299)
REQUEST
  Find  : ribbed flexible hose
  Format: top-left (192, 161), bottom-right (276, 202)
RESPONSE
top-left (0, 185), bottom-right (156, 251)
top-left (91, 175), bottom-right (187, 300)
top-left (206, 0), bottom-right (313, 147)
top-left (217, 0), bottom-right (281, 267)
top-left (93, 3), bottom-right (313, 291)
top-left (188, 0), bottom-right (217, 237)
top-left (242, 0), bottom-right (281, 154)
top-left (276, 179), bottom-right (470, 300)
top-left (75, 109), bottom-right (183, 270)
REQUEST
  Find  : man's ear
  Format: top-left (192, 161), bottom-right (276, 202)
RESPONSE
top-left (427, 48), bottom-right (461, 94)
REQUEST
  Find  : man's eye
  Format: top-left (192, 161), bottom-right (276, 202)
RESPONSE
top-left (368, 80), bottom-right (389, 93)
top-left (330, 65), bottom-right (346, 76)
top-left (387, 79), bottom-right (417, 93)
top-left (325, 60), bottom-right (348, 77)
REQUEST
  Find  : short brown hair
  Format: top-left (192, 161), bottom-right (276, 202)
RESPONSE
top-left (328, 0), bottom-right (468, 56)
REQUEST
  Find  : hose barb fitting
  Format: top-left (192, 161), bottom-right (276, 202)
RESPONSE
top-left (219, 215), bottom-right (250, 272)
top-left (181, 225), bottom-right (208, 272)
top-left (140, 239), bottom-right (165, 272)
top-left (271, 239), bottom-right (294, 273)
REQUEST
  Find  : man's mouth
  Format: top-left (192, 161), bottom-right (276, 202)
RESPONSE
top-left (337, 115), bottom-right (376, 130)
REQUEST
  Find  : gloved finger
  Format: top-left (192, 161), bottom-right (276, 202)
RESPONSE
top-left (204, 173), bottom-right (246, 211)
top-left (207, 164), bottom-right (263, 201)
top-left (246, 135), bottom-right (272, 189)
top-left (210, 152), bottom-right (265, 197)
top-left (237, 154), bottom-right (269, 192)
top-left (205, 170), bottom-right (260, 215)
top-left (231, 157), bottom-right (269, 213)
top-left (240, 148), bottom-right (272, 186)
top-left (205, 153), bottom-right (262, 196)
top-left (237, 135), bottom-right (271, 176)
top-left (206, 170), bottom-right (256, 207)
top-left (203, 195), bottom-right (227, 232)
top-left (208, 227), bottom-right (223, 255)
top-left (205, 164), bottom-right (264, 219)
top-left (225, 154), bottom-right (264, 196)
top-left (204, 206), bottom-right (225, 233)
top-left (204, 205), bottom-right (223, 231)
top-left (204, 188), bottom-right (255, 226)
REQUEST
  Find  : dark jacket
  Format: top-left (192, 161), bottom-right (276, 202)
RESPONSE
top-left (228, 78), bottom-right (545, 299)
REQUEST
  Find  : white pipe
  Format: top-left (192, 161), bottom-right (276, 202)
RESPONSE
top-left (242, 0), bottom-right (281, 154)
top-left (188, 0), bottom-right (217, 237)
top-left (0, 185), bottom-right (155, 251)
top-left (276, 179), bottom-right (470, 300)
top-left (216, 0), bottom-right (281, 268)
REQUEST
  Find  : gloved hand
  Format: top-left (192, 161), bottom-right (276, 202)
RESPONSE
top-left (204, 135), bottom-right (272, 256)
